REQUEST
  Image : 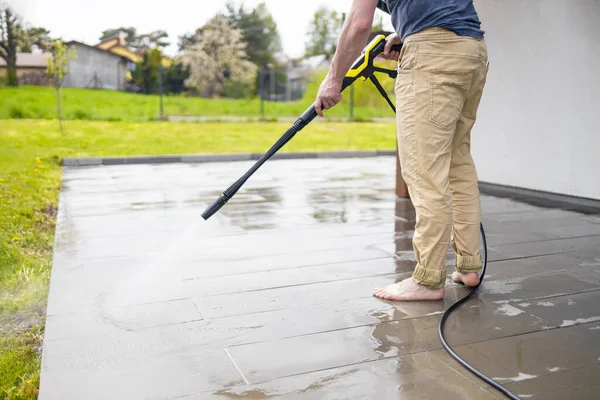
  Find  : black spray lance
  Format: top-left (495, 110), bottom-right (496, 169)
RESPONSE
top-left (201, 34), bottom-right (401, 220)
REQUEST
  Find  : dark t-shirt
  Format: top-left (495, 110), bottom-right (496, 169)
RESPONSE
top-left (386, 0), bottom-right (484, 40)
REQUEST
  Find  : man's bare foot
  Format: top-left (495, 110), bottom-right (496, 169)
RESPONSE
top-left (373, 278), bottom-right (444, 301)
top-left (451, 271), bottom-right (480, 287)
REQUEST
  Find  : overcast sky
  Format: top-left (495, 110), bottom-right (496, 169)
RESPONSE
top-left (9, 0), bottom-right (393, 58)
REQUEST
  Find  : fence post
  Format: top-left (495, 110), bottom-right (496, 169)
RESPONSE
top-left (159, 63), bottom-right (164, 120)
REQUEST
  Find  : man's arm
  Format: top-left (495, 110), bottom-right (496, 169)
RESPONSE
top-left (315, 0), bottom-right (379, 117)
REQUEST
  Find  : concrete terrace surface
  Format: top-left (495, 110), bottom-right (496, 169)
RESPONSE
top-left (41, 156), bottom-right (600, 399)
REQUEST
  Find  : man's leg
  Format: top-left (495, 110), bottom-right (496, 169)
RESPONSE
top-left (374, 29), bottom-right (485, 301)
top-left (374, 40), bottom-right (461, 301)
top-left (450, 42), bottom-right (489, 287)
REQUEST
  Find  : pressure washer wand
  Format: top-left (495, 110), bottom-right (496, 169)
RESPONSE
top-left (201, 105), bottom-right (318, 220)
top-left (202, 35), bottom-right (401, 220)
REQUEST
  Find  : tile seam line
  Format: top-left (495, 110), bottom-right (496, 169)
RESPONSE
top-left (221, 315), bottom-right (549, 351)
top-left (503, 364), bottom-right (600, 392)
top-left (226, 345), bottom-right (497, 388)
top-left (464, 318), bottom-right (600, 357)
top-left (181, 255), bottom-right (392, 281)
top-left (193, 276), bottom-right (597, 318)
top-left (223, 347), bottom-right (250, 385)
top-left (426, 350), bottom-right (505, 399)
top-left (215, 291), bottom-right (600, 349)
top-left (54, 239), bottom-right (393, 263)
top-left (186, 272), bottom-right (400, 295)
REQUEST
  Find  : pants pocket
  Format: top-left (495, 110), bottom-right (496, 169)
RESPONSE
top-left (429, 70), bottom-right (473, 129)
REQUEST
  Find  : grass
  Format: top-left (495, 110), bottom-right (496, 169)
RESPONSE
top-left (0, 72), bottom-right (397, 122)
top-left (0, 118), bottom-right (395, 398)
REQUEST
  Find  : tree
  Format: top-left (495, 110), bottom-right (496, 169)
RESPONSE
top-left (131, 48), bottom-right (162, 94)
top-left (304, 6), bottom-right (342, 59)
top-left (46, 40), bottom-right (77, 133)
top-left (19, 26), bottom-right (51, 52)
top-left (178, 29), bottom-right (200, 52)
top-left (100, 27), bottom-right (137, 45)
top-left (225, 2), bottom-right (281, 67)
top-left (163, 61), bottom-right (190, 94)
top-left (138, 30), bottom-right (169, 49)
top-left (182, 15), bottom-right (257, 98)
top-left (100, 27), bottom-right (169, 50)
top-left (0, 7), bottom-right (19, 86)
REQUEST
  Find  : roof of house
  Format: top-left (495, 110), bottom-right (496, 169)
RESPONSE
top-left (0, 53), bottom-right (49, 68)
top-left (96, 35), bottom-right (126, 51)
top-left (65, 40), bottom-right (129, 60)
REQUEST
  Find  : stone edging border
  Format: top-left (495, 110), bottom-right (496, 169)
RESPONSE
top-left (62, 150), bottom-right (397, 167)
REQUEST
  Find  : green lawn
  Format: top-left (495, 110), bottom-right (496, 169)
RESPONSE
top-left (0, 118), bottom-right (396, 399)
top-left (0, 77), bottom-right (397, 122)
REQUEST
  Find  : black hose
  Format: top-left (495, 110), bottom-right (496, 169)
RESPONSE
top-left (438, 223), bottom-right (520, 400)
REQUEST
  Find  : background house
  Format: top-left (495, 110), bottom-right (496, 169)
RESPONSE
top-left (96, 35), bottom-right (171, 70)
top-left (63, 41), bottom-right (128, 90)
top-left (0, 53), bottom-right (49, 85)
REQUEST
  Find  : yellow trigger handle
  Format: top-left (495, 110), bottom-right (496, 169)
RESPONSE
top-left (345, 35), bottom-right (386, 79)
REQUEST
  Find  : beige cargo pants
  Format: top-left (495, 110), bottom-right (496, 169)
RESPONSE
top-left (395, 27), bottom-right (488, 289)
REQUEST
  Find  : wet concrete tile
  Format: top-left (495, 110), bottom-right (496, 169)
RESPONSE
top-left (463, 324), bottom-right (600, 385)
top-left (177, 246), bottom-right (391, 280)
top-left (161, 394), bottom-right (200, 400)
top-left (192, 275), bottom-right (408, 319)
top-left (512, 290), bottom-right (600, 328)
top-left (428, 349), bottom-right (506, 399)
top-left (224, 316), bottom-right (443, 383)
top-left (479, 271), bottom-right (600, 304)
top-left (224, 296), bottom-right (548, 384)
top-left (488, 235), bottom-right (600, 262)
top-left (40, 347), bottom-right (243, 400)
top-left (166, 291), bottom-right (470, 350)
top-left (56, 230), bottom-right (393, 263)
top-left (46, 274), bottom-right (188, 315)
top-left (55, 209), bottom-right (245, 241)
top-left (440, 297), bottom-right (548, 346)
top-left (481, 206), bottom-right (587, 221)
top-left (482, 224), bottom-right (600, 246)
top-left (503, 364), bottom-right (600, 399)
top-left (571, 262), bottom-right (600, 282)
top-left (479, 196), bottom-right (545, 214)
top-left (481, 214), bottom-right (600, 233)
top-left (183, 257), bottom-right (407, 297)
top-left (527, 384), bottom-right (600, 400)
top-left (45, 299), bottom-right (203, 341)
top-left (44, 159), bottom-right (600, 399)
top-left (478, 250), bottom-right (600, 280)
top-left (210, 352), bottom-right (498, 399)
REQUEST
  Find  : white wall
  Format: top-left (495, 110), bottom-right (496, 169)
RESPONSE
top-left (472, 0), bottom-right (600, 200)
top-left (63, 44), bottom-right (126, 90)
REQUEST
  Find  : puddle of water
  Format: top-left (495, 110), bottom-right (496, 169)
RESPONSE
top-left (493, 372), bottom-right (537, 383)
top-left (483, 280), bottom-right (522, 295)
top-left (560, 316), bottom-right (600, 327)
top-left (494, 304), bottom-right (524, 317)
top-left (536, 301), bottom-right (555, 307)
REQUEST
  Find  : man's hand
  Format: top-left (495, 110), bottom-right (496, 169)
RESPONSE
top-left (381, 32), bottom-right (402, 61)
top-left (315, 74), bottom-right (343, 117)
top-left (313, 0), bottom-right (379, 117)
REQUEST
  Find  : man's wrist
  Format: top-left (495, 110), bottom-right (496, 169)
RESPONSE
top-left (328, 64), bottom-right (346, 87)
